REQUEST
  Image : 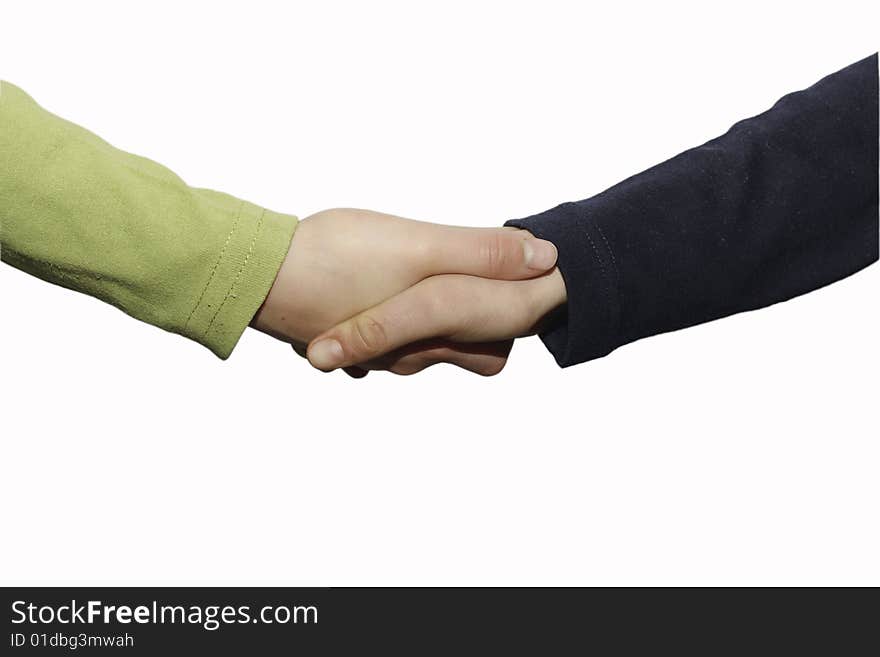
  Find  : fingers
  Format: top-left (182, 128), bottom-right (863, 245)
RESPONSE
top-left (290, 341), bottom-right (308, 359)
top-left (307, 279), bottom-right (449, 371)
top-left (360, 340), bottom-right (513, 377)
top-left (303, 332), bottom-right (511, 377)
top-left (421, 226), bottom-right (558, 280)
top-left (306, 272), bottom-right (563, 371)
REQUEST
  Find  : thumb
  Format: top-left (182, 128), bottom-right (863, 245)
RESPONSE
top-left (306, 278), bottom-right (455, 371)
top-left (422, 226), bottom-right (557, 280)
top-left (305, 272), bottom-right (557, 372)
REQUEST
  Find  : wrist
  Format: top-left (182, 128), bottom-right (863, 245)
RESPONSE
top-left (250, 223), bottom-right (307, 343)
top-left (530, 268), bottom-right (568, 335)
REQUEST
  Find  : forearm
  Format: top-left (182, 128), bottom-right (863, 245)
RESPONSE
top-left (509, 54), bottom-right (879, 367)
top-left (0, 81), bottom-right (298, 358)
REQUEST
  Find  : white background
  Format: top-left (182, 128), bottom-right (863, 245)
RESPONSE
top-left (1, 0), bottom-right (877, 586)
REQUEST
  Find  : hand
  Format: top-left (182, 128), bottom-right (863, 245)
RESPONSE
top-left (306, 268), bottom-right (567, 376)
top-left (250, 208), bottom-right (559, 373)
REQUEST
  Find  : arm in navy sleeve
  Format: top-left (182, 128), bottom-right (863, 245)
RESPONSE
top-left (508, 54), bottom-right (878, 367)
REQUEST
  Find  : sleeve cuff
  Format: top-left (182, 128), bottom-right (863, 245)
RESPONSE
top-left (506, 202), bottom-right (620, 367)
top-left (183, 202), bottom-right (298, 359)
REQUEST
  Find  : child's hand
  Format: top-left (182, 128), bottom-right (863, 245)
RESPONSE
top-left (307, 268), bottom-right (567, 376)
top-left (250, 208), bottom-right (559, 374)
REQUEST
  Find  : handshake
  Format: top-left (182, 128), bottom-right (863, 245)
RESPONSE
top-left (251, 208), bottom-right (567, 377)
top-left (8, 57), bottom-right (864, 375)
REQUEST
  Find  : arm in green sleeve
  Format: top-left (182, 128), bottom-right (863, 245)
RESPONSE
top-left (0, 81), bottom-right (298, 358)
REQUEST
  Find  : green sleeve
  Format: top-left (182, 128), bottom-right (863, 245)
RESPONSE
top-left (0, 81), bottom-right (298, 359)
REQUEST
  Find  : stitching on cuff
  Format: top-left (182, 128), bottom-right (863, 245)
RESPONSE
top-left (594, 221), bottom-right (621, 333)
top-left (203, 208), bottom-right (267, 339)
top-left (184, 200), bottom-right (245, 331)
top-left (558, 201), bottom-right (621, 360)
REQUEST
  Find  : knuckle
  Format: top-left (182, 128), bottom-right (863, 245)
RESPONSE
top-left (479, 232), bottom-right (514, 276)
top-left (477, 358), bottom-right (507, 377)
top-left (391, 353), bottom-right (434, 376)
top-left (349, 314), bottom-right (388, 355)
top-left (390, 359), bottom-right (420, 376)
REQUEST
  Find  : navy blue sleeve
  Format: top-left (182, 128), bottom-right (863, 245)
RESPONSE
top-left (507, 54), bottom-right (879, 367)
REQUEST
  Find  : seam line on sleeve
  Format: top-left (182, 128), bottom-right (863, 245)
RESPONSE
top-left (184, 199), bottom-right (245, 331)
top-left (595, 221), bottom-right (621, 326)
top-left (558, 201), bottom-right (621, 360)
top-left (203, 207), bottom-right (267, 338)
